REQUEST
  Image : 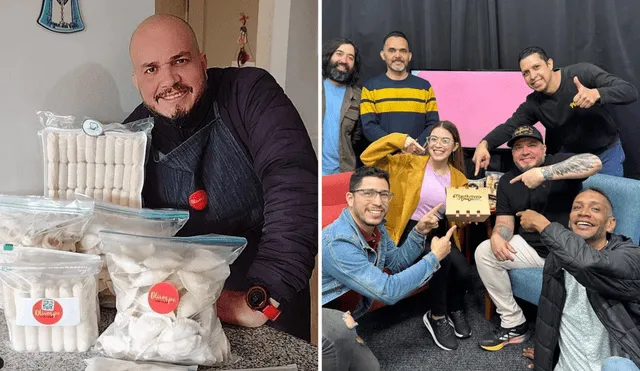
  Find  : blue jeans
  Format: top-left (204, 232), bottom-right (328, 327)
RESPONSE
top-left (597, 140), bottom-right (626, 177)
top-left (322, 308), bottom-right (380, 371)
top-left (602, 356), bottom-right (639, 371)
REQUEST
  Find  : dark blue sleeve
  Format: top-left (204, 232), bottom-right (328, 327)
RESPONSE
top-left (235, 69), bottom-right (318, 304)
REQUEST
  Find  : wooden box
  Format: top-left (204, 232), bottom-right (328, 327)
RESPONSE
top-left (445, 186), bottom-right (491, 223)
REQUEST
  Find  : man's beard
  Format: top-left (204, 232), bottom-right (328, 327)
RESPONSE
top-left (389, 60), bottom-right (407, 72)
top-left (144, 83), bottom-right (204, 127)
top-left (145, 103), bottom-right (190, 125)
top-left (327, 61), bottom-right (354, 84)
top-left (515, 157), bottom-right (545, 172)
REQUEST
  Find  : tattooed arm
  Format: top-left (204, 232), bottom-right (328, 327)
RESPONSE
top-left (511, 153), bottom-right (602, 189)
top-left (490, 215), bottom-right (517, 261)
top-left (492, 215), bottom-right (515, 241)
top-left (539, 153), bottom-right (602, 180)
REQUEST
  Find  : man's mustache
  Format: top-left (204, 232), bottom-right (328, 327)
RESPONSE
top-left (154, 83), bottom-right (193, 102)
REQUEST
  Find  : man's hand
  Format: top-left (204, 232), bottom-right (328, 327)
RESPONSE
top-left (404, 136), bottom-right (426, 155)
top-left (472, 140), bottom-right (491, 176)
top-left (490, 235), bottom-right (516, 262)
top-left (216, 289), bottom-right (268, 328)
top-left (430, 225), bottom-right (456, 261)
top-left (510, 168), bottom-right (546, 189)
top-left (415, 202), bottom-right (443, 235)
top-left (573, 76), bottom-right (600, 108)
top-left (523, 347), bottom-right (534, 369)
top-left (516, 209), bottom-right (551, 233)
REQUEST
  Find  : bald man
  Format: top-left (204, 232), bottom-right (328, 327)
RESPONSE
top-left (124, 15), bottom-right (318, 340)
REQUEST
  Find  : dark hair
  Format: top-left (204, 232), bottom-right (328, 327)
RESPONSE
top-left (425, 121), bottom-right (466, 176)
top-left (518, 46), bottom-right (550, 64)
top-left (322, 38), bottom-right (360, 86)
top-left (382, 31), bottom-right (410, 50)
top-left (576, 187), bottom-right (614, 216)
top-left (349, 166), bottom-right (390, 191)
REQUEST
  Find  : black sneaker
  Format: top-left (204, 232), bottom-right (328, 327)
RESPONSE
top-left (448, 310), bottom-right (472, 339)
top-left (478, 322), bottom-right (530, 351)
top-left (423, 310), bottom-right (458, 350)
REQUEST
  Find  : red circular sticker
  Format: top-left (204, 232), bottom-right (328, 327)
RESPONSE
top-left (32, 299), bottom-right (63, 325)
top-left (189, 190), bottom-right (208, 211)
top-left (148, 282), bottom-right (180, 314)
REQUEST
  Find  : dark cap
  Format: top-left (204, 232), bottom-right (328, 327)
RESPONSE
top-left (507, 125), bottom-right (544, 147)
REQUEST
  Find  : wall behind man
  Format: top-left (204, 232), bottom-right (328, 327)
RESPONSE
top-left (0, 1), bottom-right (154, 195)
top-left (285, 0), bottom-right (319, 153)
top-left (200, 0), bottom-right (259, 68)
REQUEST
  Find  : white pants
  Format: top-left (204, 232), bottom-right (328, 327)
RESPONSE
top-left (475, 235), bottom-right (545, 328)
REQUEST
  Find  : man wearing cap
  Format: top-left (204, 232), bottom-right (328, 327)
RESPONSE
top-left (472, 46), bottom-right (637, 177)
top-left (474, 125), bottom-right (602, 351)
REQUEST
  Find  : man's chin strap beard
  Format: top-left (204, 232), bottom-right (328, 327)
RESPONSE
top-left (147, 86), bottom-right (211, 129)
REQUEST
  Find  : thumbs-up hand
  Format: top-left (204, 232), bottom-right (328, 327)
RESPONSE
top-left (572, 76), bottom-right (600, 108)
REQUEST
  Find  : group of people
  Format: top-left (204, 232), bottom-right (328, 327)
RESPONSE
top-left (321, 31), bottom-right (640, 370)
top-left (322, 31), bottom-right (637, 177)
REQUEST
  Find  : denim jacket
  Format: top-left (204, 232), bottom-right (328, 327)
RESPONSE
top-left (322, 208), bottom-right (441, 319)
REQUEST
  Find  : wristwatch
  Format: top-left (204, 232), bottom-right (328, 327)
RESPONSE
top-left (246, 285), bottom-right (281, 321)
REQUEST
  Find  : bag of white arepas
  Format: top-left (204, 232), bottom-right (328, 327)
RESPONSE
top-left (84, 357), bottom-right (198, 371)
top-left (0, 196), bottom-right (94, 310)
top-left (94, 231), bottom-right (247, 366)
top-left (0, 246), bottom-right (102, 352)
top-left (0, 196), bottom-right (93, 252)
top-left (75, 200), bottom-right (189, 308)
top-left (37, 110), bottom-right (153, 208)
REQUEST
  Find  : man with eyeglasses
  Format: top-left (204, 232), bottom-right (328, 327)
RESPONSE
top-left (322, 166), bottom-right (456, 370)
top-left (475, 125), bottom-right (602, 352)
top-left (360, 31), bottom-right (439, 148)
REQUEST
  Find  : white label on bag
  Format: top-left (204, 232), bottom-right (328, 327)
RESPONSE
top-left (15, 297), bottom-right (80, 326)
top-left (82, 119), bottom-right (104, 136)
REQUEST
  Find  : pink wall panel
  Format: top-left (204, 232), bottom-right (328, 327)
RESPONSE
top-left (414, 71), bottom-right (544, 148)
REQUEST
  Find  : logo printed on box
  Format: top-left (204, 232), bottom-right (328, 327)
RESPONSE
top-left (452, 194), bottom-right (483, 202)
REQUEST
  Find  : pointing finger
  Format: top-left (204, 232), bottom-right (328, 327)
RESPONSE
top-left (426, 203), bottom-right (444, 218)
top-left (510, 174), bottom-right (523, 184)
top-left (444, 225), bottom-right (457, 239)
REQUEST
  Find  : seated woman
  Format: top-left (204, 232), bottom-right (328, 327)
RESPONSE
top-left (361, 121), bottom-right (472, 351)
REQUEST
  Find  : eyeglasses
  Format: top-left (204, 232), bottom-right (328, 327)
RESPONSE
top-left (350, 189), bottom-right (394, 202)
top-left (426, 136), bottom-right (454, 146)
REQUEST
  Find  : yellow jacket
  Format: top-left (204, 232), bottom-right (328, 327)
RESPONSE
top-left (361, 133), bottom-right (468, 248)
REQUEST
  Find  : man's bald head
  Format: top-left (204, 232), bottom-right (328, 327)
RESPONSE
top-left (129, 14), bottom-right (208, 121)
top-left (129, 14), bottom-right (200, 63)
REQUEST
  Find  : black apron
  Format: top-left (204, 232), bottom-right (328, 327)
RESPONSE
top-left (143, 102), bottom-right (311, 340)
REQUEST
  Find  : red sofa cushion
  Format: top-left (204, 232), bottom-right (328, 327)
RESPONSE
top-left (322, 172), bottom-right (352, 228)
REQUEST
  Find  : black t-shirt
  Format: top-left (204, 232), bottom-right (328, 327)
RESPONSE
top-left (496, 153), bottom-right (585, 258)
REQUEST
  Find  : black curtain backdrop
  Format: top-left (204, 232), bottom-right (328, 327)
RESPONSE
top-left (323, 0), bottom-right (640, 179)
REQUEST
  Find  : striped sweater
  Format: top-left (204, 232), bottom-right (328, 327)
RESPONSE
top-left (360, 73), bottom-right (439, 144)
